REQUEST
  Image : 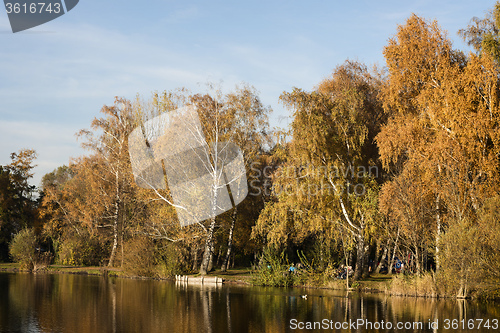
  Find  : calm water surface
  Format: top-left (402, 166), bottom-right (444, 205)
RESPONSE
top-left (0, 272), bottom-right (499, 332)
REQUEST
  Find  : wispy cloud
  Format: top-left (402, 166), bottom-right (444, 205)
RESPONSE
top-left (1, 0), bottom-right (492, 188)
top-left (161, 4), bottom-right (201, 24)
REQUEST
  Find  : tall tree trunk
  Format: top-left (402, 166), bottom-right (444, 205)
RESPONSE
top-left (435, 193), bottom-right (441, 272)
top-left (192, 245), bottom-right (199, 271)
top-left (215, 246), bottom-right (222, 267)
top-left (120, 227), bottom-right (124, 268)
top-left (457, 278), bottom-right (468, 299)
top-left (345, 248), bottom-right (350, 290)
top-left (108, 170), bottom-right (120, 267)
top-left (363, 244), bottom-right (369, 274)
top-left (221, 207), bottom-right (237, 272)
top-left (200, 179), bottom-right (220, 275)
top-left (108, 220), bottom-right (119, 267)
top-left (388, 227), bottom-right (400, 275)
top-left (207, 243), bottom-right (215, 272)
top-left (375, 242), bottom-right (389, 274)
top-left (415, 246), bottom-right (421, 275)
top-left (199, 216), bottom-right (216, 275)
top-left (353, 233), bottom-right (366, 280)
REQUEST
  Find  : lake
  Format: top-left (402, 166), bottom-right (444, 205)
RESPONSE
top-left (0, 272), bottom-right (499, 332)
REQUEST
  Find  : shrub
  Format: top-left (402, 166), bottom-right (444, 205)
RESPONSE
top-left (251, 248), bottom-right (329, 287)
top-left (436, 199), bottom-right (500, 299)
top-left (122, 236), bottom-right (156, 277)
top-left (437, 220), bottom-right (481, 298)
top-left (388, 273), bottom-right (438, 297)
top-left (155, 241), bottom-right (187, 278)
top-left (9, 228), bottom-right (37, 270)
top-left (251, 248), bottom-right (294, 287)
top-left (58, 231), bottom-right (107, 266)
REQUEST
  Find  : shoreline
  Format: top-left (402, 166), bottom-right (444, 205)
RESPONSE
top-left (0, 263), bottom-right (391, 294)
top-left (1, 263), bottom-right (493, 300)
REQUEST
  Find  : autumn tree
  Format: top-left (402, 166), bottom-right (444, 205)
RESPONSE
top-left (0, 149), bottom-right (37, 261)
top-left (38, 165), bottom-right (75, 255)
top-left (475, 196), bottom-right (500, 292)
top-left (378, 14), bottom-right (500, 283)
top-left (459, 1), bottom-right (500, 62)
top-left (195, 86), bottom-right (271, 272)
top-left (378, 161), bottom-right (434, 274)
top-left (129, 85), bottom-right (271, 275)
top-left (78, 98), bottom-right (138, 267)
top-left (253, 60), bottom-right (384, 280)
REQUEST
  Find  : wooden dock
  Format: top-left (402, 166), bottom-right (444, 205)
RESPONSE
top-left (175, 275), bottom-right (224, 284)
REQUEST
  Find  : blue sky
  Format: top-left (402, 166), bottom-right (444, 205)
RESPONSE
top-left (0, 0), bottom-right (496, 188)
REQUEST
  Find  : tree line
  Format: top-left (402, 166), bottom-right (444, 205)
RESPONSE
top-left (2, 3), bottom-right (500, 298)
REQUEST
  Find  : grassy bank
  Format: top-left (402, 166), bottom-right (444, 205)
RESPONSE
top-left (0, 263), bottom-right (127, 278)
top-left (0, 262), bottom-right (254, 282)
top-left (0, 263), bottom-right (391, 293)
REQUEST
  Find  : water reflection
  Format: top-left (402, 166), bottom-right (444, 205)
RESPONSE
top-left (0, 272), bottom-right (499, 332)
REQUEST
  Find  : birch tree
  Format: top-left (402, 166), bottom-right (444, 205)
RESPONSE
top-left (129, 85), bottom-right (270, 275)
top-left (253, 61), bottom-right (384, 279)
top-left (78, 97), bottom-right (137, 267)
top-left (459, 1), bottom-right (500, 63)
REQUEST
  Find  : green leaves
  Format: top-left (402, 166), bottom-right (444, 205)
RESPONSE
top-left (459, 1), bottom-right (500, 64)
